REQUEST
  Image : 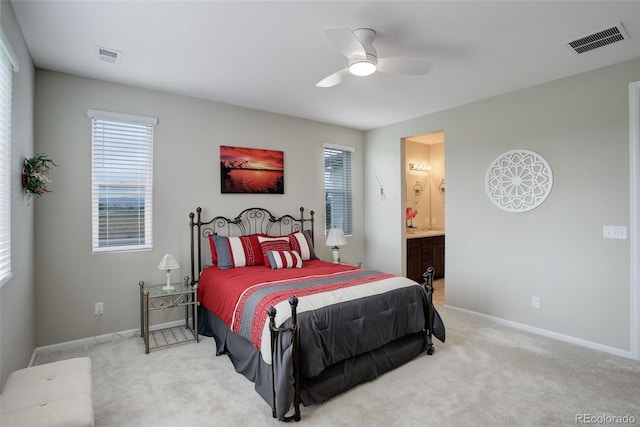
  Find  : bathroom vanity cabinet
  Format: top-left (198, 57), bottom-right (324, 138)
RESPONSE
top-left (406, 233), bottom-right (445, 283)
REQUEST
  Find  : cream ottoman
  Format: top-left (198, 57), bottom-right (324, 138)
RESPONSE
top-left (0, 357), bottom-right (94, 427)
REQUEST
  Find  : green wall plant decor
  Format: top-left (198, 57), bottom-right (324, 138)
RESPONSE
top-left (22, 153), bottom-right (57, 201)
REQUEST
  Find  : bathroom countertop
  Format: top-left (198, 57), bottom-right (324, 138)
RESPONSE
top-left (406, 230), bottom-right (445, 239)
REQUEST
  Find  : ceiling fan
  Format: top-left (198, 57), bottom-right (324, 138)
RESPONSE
top-left (316, 26), bottom-right (434, 88)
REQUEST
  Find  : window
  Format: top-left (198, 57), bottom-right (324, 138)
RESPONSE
top-left (0, 30), bottom-right (18, 286)
top-left (324, 144), bottom-right (354, 235)
top-left (88, 110), bottom-right (157, 253)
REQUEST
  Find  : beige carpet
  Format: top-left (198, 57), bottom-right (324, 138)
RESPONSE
top-left (34, 302), bottom-right (640, 426)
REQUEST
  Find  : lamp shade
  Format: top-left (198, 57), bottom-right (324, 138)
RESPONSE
top-left (325, 229), bottom-right (347, 247)
top-left (158, 254), bottom-right (179, 271)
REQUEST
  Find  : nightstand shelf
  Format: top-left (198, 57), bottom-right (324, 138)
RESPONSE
top-left (138, 277), bottom-right (198, 354)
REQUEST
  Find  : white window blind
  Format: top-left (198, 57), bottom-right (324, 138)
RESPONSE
top-left (89, 110), bottom-right (156, 253)
top-left (0, 30), bottom-right (18, 286)
top-left (324, 144), bottom-right (353, 235)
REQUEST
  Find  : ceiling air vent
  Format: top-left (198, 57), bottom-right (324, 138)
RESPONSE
top-left (567, 23), bottom-right (629, 54)
top-left (96, 46), bottom-right (122, 64)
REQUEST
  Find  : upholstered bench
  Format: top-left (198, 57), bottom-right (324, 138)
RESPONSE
top-left (0, 357), bottom-right (94, 427)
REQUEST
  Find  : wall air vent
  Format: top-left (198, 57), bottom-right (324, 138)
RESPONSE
top-left (567, 23), bottom-right (629, 54)
top-left (96, 46), bottom-right (122, 64)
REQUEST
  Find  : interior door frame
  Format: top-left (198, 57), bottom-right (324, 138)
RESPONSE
top-left (630, 80), bottom-right (640, 361)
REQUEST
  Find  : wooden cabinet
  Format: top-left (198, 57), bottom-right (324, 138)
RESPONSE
top-left (407, 239), bottom-right (422, 283)
top-left (433, 237), bottom-right (445, 280)
top-left (406, 235), bottom-right (445, 283)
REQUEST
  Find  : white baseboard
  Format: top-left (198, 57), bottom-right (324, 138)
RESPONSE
top-left (444, 304), bottom-right (633, 359)
top-left (29, 319), bottom-right (186, 367)
top-left (32, 306), bottom-right (632, 365)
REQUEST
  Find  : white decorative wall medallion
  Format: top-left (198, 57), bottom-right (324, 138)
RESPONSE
top-left (485, 149), bottom-right (553, 212)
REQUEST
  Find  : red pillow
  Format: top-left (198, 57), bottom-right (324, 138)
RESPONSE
top-left (208, 235), bottom-right (218, 265)
top-left (244, 234), bottom-right (265, 266)
top-left (258, 236), bottom-right (291, 268)
top-left (288, 231), bottom-right (316, 260)
top-left (209, 234), bottom-right (264, 267)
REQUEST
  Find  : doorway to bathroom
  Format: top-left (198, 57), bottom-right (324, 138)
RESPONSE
top-left (404, 130), bottom-right (445, 305)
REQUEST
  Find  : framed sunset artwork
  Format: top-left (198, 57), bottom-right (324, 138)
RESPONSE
top-left (220, 145), bottom-right (284, 194)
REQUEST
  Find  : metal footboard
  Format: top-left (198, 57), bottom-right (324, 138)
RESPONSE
top-left (267, 267), bottom-right (436, 422)
top-left (423, 266), bottom-right (436, 355)
top-left (268, 296), bottom-right (301, 422)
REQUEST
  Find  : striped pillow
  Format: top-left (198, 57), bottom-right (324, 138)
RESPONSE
top-left (288, 230), bottom-right (317, 260)
top-left (265, 250), bottom-right (303, 269)
top-left (258, 236), bottom-right (292, 267)
top-left (212, 234), bottom-right (264, 269)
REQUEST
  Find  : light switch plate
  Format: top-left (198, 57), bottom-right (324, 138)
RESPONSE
top-left (603, 225), bottom-right (627, 239)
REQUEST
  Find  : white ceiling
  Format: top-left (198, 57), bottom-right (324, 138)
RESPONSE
top-left (10, 1), bottom-right (640, 131)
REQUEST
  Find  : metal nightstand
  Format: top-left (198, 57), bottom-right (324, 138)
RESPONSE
top-left (138, 276), bottom-right (199, 353)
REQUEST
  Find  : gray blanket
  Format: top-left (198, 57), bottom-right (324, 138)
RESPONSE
top-left (199, 282), bottom-right (444, 419)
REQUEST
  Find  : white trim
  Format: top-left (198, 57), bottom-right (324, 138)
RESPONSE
top-left (0, 28), bottom-right (19, 71)
top-left (629, 81), bottom-right (640, 361)
top-left (90, 116), bottom-right (154, 253)
top-left (87, 109), bottom-right (158, 126)
top-left (0, 38), bottom-right (13, 287)
top-left (0, 273), bottom-right (12, 287)
top-left (28, 319), bottom-right (185, 367)
top-left (324, 142), bottom-right (355, 152)
top-left (445, 304), bottom-right (633, 359)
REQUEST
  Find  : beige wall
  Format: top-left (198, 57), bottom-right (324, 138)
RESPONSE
top-left (429, 143), bottom-right (445, 231)
top-left (366, 58), bottom-right (640, 354)
top-left (0, 0), bottom-right (35, 387)
top-left (34, 70), bottom-right (364, 346)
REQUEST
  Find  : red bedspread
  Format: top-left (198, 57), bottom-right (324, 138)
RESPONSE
top-left (198, 259), bottom-right (357, 327)
top-left (197, 259), bottom-right (410, 363)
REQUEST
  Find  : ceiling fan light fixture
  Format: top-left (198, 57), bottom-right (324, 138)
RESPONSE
top-left (318, 26), bottom-right (432, 87)
top-left (349, 60), bottom-right (376, 76)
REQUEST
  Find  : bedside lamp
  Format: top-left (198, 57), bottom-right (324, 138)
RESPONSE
top-left (158, 254), bottom-right (180, 291)
top-left (326, 228), bottom-right (347, 264)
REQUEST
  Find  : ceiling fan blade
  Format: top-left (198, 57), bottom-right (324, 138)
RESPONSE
top-left (324, 26), bottom-right (366, 58)
top-left (316, 68), bottom-right (351, 88)
top-left (376, 57), bottom-right (434, 75)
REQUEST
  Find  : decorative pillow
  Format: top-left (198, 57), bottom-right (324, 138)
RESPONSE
top-left (265, 250), bottom-right (303, 269)
top-left (212, 234), bottom-right (264, 269)
top-left (288, 230), bottom-right (317, 260)
top-left (208, 235), bottom-right (218, 265)
top-left (258, 236), bottom-right (292, 267)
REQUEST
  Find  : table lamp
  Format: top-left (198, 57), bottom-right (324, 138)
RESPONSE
top-left (325, 228), bottom-right (347, 263)
top-left (158, 254), bottom-right (180, 291)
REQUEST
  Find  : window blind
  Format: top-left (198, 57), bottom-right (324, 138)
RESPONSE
top-left (0, 31), bottom-right (16, 286)
top-left (90, 113), bottom-right (155, 252)
top-left (324, 145), bottom-right (353, 235)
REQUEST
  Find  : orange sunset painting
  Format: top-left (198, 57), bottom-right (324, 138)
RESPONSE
top-left (220, 146), bottom-right (284, 194)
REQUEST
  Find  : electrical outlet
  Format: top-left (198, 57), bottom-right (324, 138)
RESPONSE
top-left (531, 296), bottom-right (540, 309)
top-left (95, 302), bottom-right (104, 315)
top-left (432, 217), bottom-right (437, 225)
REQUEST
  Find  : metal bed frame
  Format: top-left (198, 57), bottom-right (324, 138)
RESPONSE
top-left (189, 206), bottom-right (435, 422)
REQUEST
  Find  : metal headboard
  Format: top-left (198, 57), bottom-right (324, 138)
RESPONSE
top-left (189, 207), bottom-right (315, 284)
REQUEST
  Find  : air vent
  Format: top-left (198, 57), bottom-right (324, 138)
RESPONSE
top-left (96, 46), bottom-right (122, 64)
top-left (567, 23), bottom-right (629, 54)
